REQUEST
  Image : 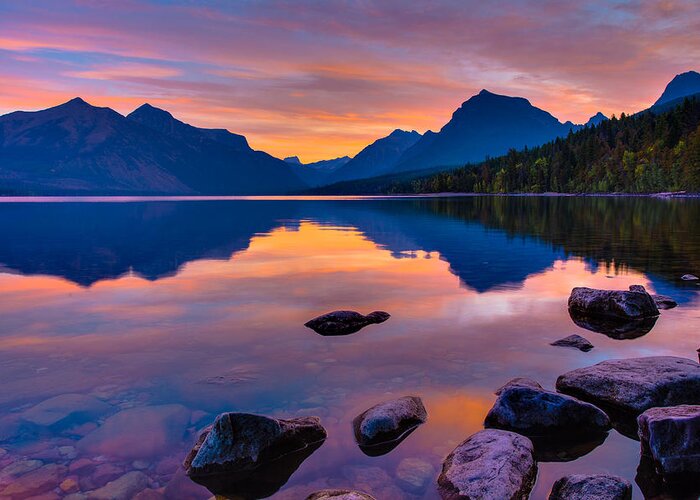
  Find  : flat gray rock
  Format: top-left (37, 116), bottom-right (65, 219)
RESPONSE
top-left (353, 396), bottom-right (427, 448)
top-left (638, 405), bottom-right (700, 481)
top-left (550, 334), bottom-right (594, 352)
top-left (568, 285), bottom-right (659, 320)
top-left (556, 356), bottom-right (700, 415)
top-left (485, 383), bottom-right (610, 439)
top-left (548, 474), bottom-right (632, 500)
top-left (304, 310), bottom-right (390, 335)
top-left (437, 429), bottom-right (537, 500)
top-left (306, 490), bottom-right (375, 500)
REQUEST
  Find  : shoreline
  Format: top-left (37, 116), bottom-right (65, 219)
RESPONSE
top-left (0, 191), bottom-right (699, 202)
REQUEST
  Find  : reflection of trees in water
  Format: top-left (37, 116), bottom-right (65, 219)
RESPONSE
top-left (414, 196), bottom-right (700, 287)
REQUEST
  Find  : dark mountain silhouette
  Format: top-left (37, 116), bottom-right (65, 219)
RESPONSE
top-left (390, 90), bottom-right (578, 173)
top-left (585, 112), bottom-right (608, 127)
top-left (0, 99), bottom-right (306, 195)
top-left (328, 129), bottom-right (422, 183)
top-left (284, 155), bottom-right (352, 186)
top-left (653, 71), bottom-right (700, 107)
top-left (126, 103), bottom-right (306, 194)
top-left (0, 98), bottom-right (193, 194)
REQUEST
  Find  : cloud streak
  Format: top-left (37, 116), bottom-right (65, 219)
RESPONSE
top-left (0, 0), bottom-right (698, 161)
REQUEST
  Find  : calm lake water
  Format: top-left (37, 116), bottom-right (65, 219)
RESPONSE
top-left (0, 196), bottom-right (698, 499)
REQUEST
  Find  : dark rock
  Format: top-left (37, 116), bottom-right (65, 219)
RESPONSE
top-left (568, 285), bottom-right (659, 321)
top-left (637, 405), bottom-right (700, 482)
top-left (306, 490), bottom-right (376, 500)
top-left (548, 474), bottom-right (632, 500)
top-left (352, 396), bottom-right (427, 455)
top-left (681, 274), bottom-right (699, 281)
top-left (652, 294), bottom-right (678, 310)
top-left (495, 378), bottom-right (543, 395)
top-left (556, 356), bottom-right (700, 416)
top-left (437, 429), bottom-right (536, 500)
top-left (550, 334), bottom-right (594, 352)
top-left (636, 453), bottom-right (700, 500)
top-left (568, 310), bottom-right (657, 339)
top-left (485, 383), bottom-right (610, 439)
top-left (184, 413), bottom-right (326, 498)
top-left (304, 310), bottom-right (390, 336)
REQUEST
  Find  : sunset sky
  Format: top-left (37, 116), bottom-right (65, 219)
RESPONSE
top-left (1, 0), bottom-right (698, 161)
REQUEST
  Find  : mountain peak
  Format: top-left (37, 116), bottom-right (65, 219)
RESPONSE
top-left (59, 97), bottom-right (93, 109)
top-left (654, 70), bottom-right (700, 107)
top-left (284, 156), bottom-right (302, 164)
top-left (585, 112), bottom-right (608, 127)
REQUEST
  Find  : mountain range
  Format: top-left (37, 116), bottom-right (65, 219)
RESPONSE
top-left (1, 71), bottom-right (698, 195)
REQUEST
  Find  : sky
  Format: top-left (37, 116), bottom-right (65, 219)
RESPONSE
top-left (0, 1), bottom-right (699, 162)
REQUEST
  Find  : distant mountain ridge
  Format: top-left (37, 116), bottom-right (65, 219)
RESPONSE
top-left (390, 90), bottom-right (583, 174)
top-left (0, 99), bottom-right (306, 195)
top-left (327, 129), bottom-right (422, 183)
top-left (284, 155), bottom-right (352, 186)
top-left (653, 71), bottom-right (700, 107)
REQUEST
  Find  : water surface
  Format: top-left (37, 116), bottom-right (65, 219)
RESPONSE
top-left (0, 196), bottom-right (698, 499)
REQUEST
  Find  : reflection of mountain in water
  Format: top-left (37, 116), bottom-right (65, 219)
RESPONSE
top-left (0, 197), bottom-right (698, 298)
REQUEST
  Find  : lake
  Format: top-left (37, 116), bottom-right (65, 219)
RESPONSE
top-left (0, 196), bottom-right (698, 499)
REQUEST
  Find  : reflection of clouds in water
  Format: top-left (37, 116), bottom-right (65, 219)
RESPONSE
top-left (0, 218), bottom-right (698, 498)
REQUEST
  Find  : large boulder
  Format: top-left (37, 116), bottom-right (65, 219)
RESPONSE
top-left (548, 474), bottom-right (632, 500)
top-left (353, 396), bottom-right (427, 455)
top-left (306, 490), bottom-right (375, 500)
top-left (485, 382), bottom-right (610, 439)
top-left (304, 310), bottom-right (390, 336)
top-left (184, 413), bottom-right (326, 498)
top-left (568, 285), bottom-right (659, 320)
top-left (556, 356), bottom-right (700, 416)
top-left (637, 405), bottom-right (700, 482)
top-left (437, 429), bottom-right (537, 499)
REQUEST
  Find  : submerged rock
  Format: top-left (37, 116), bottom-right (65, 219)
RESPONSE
top-left (86, 471), bottom-right (150, 500)
top-left (437, 429), bottom-right (536, 500)
top-left (637, 405), bottom-right (700, 482)
top-left (184, 413), bottom-right (326, 498)
top-left (556, 356), bottom-right (700, 415)
top-left (353, 396), bottom-right (427, 455)
top-left (0, 463), bottom-right (67, 498)
top-left (548, 474), bottom-right (632, 500)
top-left (568, 285), bottom-right (659, 320)
top-left (306, 490), bottom-right (376, 500)
top-left (550, 334), bottom-right (594, 352)
top-left (652, 294), bottom-right (678, 310)
top-left (395, 457), bottom-right (435, 493)
top-left (681, 274), bottom-right (699, 281)
top-left (78, 404), bottom-right (191, 460)
top-left (485, 382), bottom-right (610, 439)
top-left (304, 310), bottom-right (390, 336)
top-left (21, 394), bottom-right (112, 427)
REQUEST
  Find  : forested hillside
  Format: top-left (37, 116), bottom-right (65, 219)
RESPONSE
top-left (387, 97), bottom-right (700, 194)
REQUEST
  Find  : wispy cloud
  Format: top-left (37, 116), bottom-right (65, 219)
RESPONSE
top-left (0, 0), bottom-right (698, 160)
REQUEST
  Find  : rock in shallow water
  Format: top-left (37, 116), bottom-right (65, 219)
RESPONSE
top-left (550, 334), bottom-right (594, 352)
top-left (21, 394), bottom-right (112, 427)
top-left (548, 474), bottom-right (632, 500)
top-left (494, 378), bottom-right (543, 395)
top-left (306, 490), bottom-right (376, 500)
top-left (556, 356), bottom-right (700, 415)
top-left (184, 413), bottom-right (326, 498)
top-left (637, 405), bottom-right (700, 482)
top-left (652, 294), bottom-right (677, 310)
top-left (86, 471), bottom-right (150, 500)
top-left (568, 285), bottom-right (659, 320)
top-left (485, 382), bottom-right (610, 439)
top-left (304, 310), bottom-right (390, 335)
top-left (437, 429), bottom-right (537, 500)
top-left (353, 396), bottom-right (427, 454)
top-left (681, 274), bottom-right (699, 281)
